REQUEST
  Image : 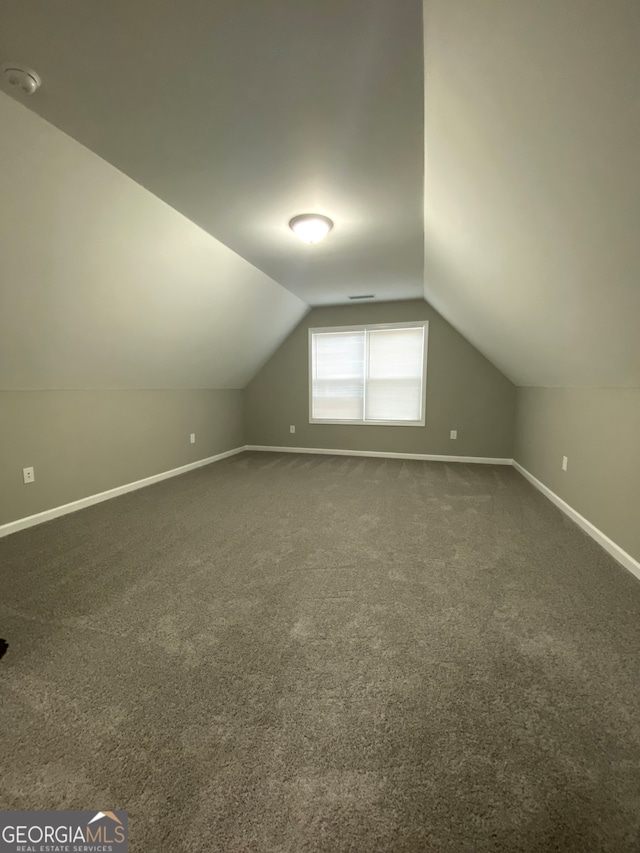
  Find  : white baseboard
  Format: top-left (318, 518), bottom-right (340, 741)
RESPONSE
top-left (513, 461), bottom-right (640, 582)
top-left (245, 445), bottom-right (512, 465)
top-left (4, 445), bottom-right (636, 584)
top-left (0, 446), bottom-right (248, 540)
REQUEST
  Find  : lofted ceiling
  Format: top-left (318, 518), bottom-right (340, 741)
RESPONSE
top-left (0, 0), bottom-right (425, 307)
top-left (1, 0), bottom-right (639, 387)
top-left (423, 0), bottom-right (640, 387)
top-left (0, 93), bottom-right (307, 389)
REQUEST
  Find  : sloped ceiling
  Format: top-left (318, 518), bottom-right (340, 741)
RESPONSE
top-left (0, 0), bottom-right (424, 306)
top-left (0, 94), bottom-right (307, 389)
top-left (423, 0), bottom-right (640, 387)
top-left (1, 0), bottom-right (639, 388)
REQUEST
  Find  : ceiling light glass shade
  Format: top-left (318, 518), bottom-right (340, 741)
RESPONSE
top-left (289, 213), bottom-right (333, 243)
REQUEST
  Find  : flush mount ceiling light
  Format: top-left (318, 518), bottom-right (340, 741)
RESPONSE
top-left (289, 213), bottom-right (333, 244)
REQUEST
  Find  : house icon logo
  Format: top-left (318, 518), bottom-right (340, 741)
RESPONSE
top-left (88, 811), bottom-right (123, 826)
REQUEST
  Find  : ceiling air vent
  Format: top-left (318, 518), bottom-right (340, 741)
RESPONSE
top-left (349, 294), bottom-right (375, 300)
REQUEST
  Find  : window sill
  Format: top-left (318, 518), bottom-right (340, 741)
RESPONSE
top-left (309, 419), bottom-right (425, 427)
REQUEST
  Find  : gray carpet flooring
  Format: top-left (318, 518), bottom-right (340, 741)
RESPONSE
top-left (1, 452), bottom-right (639, 852)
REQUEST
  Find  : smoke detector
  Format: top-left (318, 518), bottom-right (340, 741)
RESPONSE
top-left (1, 64), bottom-right (41, 95)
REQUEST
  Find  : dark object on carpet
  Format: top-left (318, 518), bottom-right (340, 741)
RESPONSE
top-left (1, 452), bottom-right (639, 852)
top-left (0, 638), bottom-right (7, 659)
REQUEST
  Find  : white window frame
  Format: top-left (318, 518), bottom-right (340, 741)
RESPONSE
top-left (308, 321), bottom-right (429, 427)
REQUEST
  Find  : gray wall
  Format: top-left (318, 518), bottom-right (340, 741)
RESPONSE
top-left (0, 389), bottom-right (243, 525)
top-left (515, 387), bottom-right (640, 563)
top-left (245, 299), bottom-right (516, 458)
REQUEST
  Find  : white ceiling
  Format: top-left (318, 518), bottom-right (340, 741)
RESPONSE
top-left (0, 0), bottom-right (425, 307)
top-left (1, 0), bottom-right (639, 387)
top-left (0, 94), bottom-right (307, 389)
top-left (423, 0), bottom-right (640, 386)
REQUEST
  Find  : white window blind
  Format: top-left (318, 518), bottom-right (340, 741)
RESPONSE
top-left (310, 322), bottom-right (427, 425)
top-left (311, 330), bottom-right (365, 421)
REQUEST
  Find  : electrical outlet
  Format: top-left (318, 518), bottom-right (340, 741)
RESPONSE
top-left (23, 466), bottom-right (35, 484)
top-left (562, 456), bottom-right (568, 471)
top-left (290, 425), bottom-right (296, 434)
top-left (450, 430), bottom-right (457, 440)
top-left (190, 433), bottom-right (196, 444)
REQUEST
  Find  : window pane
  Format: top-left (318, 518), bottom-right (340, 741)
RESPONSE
top-left (312, 331), bottom-right (365, 420)
top-left (365, 327), bottom-right (424, 421)
top-left (365, 378), bottom-right (423, 421)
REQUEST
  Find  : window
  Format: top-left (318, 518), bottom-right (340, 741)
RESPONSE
top-left (309, 321), bottom-right (428, 426)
